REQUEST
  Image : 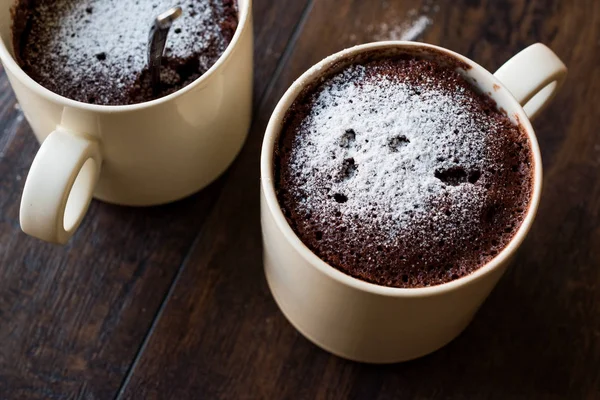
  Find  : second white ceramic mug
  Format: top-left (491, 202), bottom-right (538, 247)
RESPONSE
top-left (261, 42), bottom-right (567, 363)
top-left (0, 0), bottom-right (253, 244)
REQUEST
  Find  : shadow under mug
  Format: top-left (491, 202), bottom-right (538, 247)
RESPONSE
top-left (0, 0), bottom-right (253, 244)
top-left (261, 42), bottom-right (567, 363)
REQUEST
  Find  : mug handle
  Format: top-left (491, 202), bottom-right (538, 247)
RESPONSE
top-left (20, 128), bottom-right (102, 244)
top-left (494, 43), bottom-right (567, 121)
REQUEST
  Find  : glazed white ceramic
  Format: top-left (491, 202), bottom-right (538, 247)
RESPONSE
top-left (0, 0), bottom-right (253, 244)
top-left (261, 42), bottom-right (567, 363)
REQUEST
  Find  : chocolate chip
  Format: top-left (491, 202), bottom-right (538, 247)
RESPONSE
top-left (333, 193), bottom-right (348, 203)
top-left (388, 135), bottom-right (410, 152)
top-left (339, 129), bottom-right (356, 148)
top-left (468, 169), bottom-right (481, 184)
top-left (338, 157), bottom-right (357, 180)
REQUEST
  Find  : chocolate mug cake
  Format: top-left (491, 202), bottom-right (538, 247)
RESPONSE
top-left (11, 0), bottom-right (238, 105)
top-left (275, 52), bottom-right (533, 288)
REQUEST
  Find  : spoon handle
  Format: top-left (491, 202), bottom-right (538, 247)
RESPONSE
top-left (148, 6), bottom-right (183, 94)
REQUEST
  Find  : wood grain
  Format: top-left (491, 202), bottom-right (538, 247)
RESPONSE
top-left (0, 1), bottom-right (310, 398)
top-left (118, 0), bottom-right (600, 399)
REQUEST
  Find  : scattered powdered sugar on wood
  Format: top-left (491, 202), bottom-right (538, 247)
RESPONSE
top-left (370, 15), bottom-right (431, 41)
top-left (22, 0), bottom-right (229, 100)
top-left (364, 5), bottom-right (436, 42)
top-left (396, 15), bottom-right (431, 41)
top-left (287, 64), bottom-right (497, 242)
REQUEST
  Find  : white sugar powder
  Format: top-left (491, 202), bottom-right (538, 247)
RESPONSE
top-left (370, 15), bottom-right (432, 41)
top-left (288, 65), bottom-right (495, 242)
top-left (396, 15), bottom-right (431, 41)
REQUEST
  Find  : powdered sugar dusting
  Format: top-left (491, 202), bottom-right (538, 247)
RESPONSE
top-left (20, 0), bottom-right (230, 102)
top-left (288, 64), bottom-right (497, 243)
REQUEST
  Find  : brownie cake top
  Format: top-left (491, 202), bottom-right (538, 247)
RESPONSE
top-left (276, 54), bottom-right (533, 288)
top-left (12, 0), bottom-right (238, 105)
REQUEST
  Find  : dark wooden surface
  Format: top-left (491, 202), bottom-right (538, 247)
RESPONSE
top-left (0, 0), bottom-right (598, 398)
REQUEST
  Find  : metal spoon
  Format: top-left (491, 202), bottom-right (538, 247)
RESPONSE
top-left (148, 6), bottom-right (183, 94)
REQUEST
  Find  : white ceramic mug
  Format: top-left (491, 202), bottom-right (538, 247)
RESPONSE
top-left (0, 0), bottom-right (253, 244)
top-left (261, 42), bottom-right (567, 363)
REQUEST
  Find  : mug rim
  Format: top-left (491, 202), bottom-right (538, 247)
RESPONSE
top-left (0, 0), bottom-right (252, 113)
top-left (260, 41), bottom-right (543, 298)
